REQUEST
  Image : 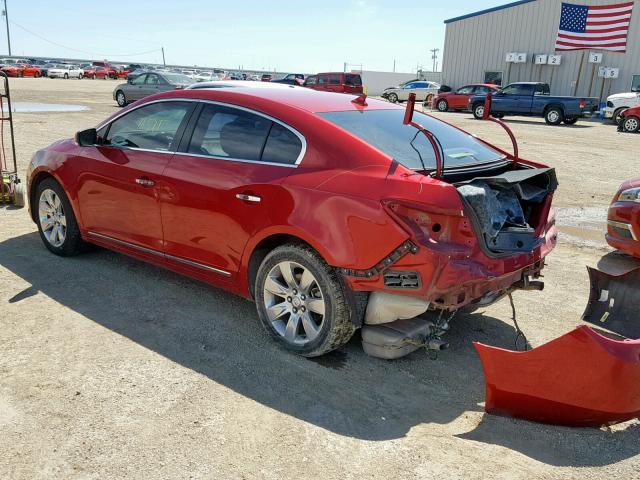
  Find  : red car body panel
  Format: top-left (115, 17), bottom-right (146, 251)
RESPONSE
top-left (307, 72), bottom-right (364, 94)
top-left (607, 177), bottom-right (640, 258)
top-left (84, 67), bottom-right (109, 79)
top-left (27, 88), bottom-right (556, 307)
top-left (433, 84), bottom-right (500, 110)
top-left (1, 64), bottom-right (41, 77)
top-left (475, 325), bottom-right (640, 427)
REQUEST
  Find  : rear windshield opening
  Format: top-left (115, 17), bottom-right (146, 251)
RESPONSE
top-left (318, 109), bottom-right (505, 172)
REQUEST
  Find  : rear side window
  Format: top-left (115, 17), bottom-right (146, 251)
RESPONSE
top-left (474, 86), bottom-right (490, 94)
top-left (305, 76), bottom-right (317, 86)
top-left (328, 74), bottom-right (341, 85)
top-left (345, 74), bottom-right (361, 86)
top-left (262, 123), bottom-right (302, 164)
top-left (318, 75), bottom-right (329, 85)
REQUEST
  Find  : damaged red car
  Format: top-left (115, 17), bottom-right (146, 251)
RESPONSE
top-left (26, 87), bottom-right (557, 357)
top-left (607, 177), bottom-right (640, 258)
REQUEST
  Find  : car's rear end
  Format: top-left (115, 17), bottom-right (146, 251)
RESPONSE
top-left (606, 178), bottom-right (640, 258)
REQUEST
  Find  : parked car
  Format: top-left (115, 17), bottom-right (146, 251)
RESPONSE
top-left (84, 66), bottom-right (109, 79)
top-left (261, 74), bottom-right (273, 82)
top-left (272, 73), bottom-right (305, 86)
top-left (606, 177), bottom-right (640, 258)
top-left (603, 89), bottom-right (640, 125)
top-left (92, 61), bottom-right (118, 79)
top-left (469, 82), bottom-right (599, 125)
top-left (305, 72), bottom-right (363, 94)
top-left (0, 64), bottom-right (42, 77)
top-left (195, 71), bottom-right (220, 82)
top-left (40, 62), bottom-right (61, 77)
top-left (27, 87), bottom-right (556, 357)
top-left (382, 80), bottom-right (440, 103)
top-left (113, 71), bottom-right (193, 106)
top-left (302, 75), bottom-right (317, 88)
top-left (432, 84), bottom-right (501, 112)
top-left (618, 104), bottom-right (640, 133)
top-left (48, 64), bottom-right (84, 79)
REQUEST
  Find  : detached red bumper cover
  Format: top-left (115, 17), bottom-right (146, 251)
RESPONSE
top-left (475, 326), bottom-right (640, 427)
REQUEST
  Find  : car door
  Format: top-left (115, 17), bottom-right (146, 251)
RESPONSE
top-left (142, 73), bottom-right (165, 97)
top-left (451, 85), bottom-right (475, 109)
top-left (498, 84), bottom-right (533, 114)
top-left (76, 100), bottom-right (195, 255)
top-left (159, 102), bottom-right (303, 279)
top-left (126, 73), bottom-right (148, 100)
top-left (398, 82), bottom-right (415, 101)
top-left (412, 82), bottom-right (429, 101)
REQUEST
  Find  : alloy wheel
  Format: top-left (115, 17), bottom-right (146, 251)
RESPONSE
top-left (437, 100), bottom-right (448, 112)
top-left (475, 105), bottom-right (485, 118)
top-left (263, 261), bottom-right (325, 346)
top-left (548, 110), bottom-right (560, 123)
top-left (38, 188), bottom-right (67, 248)
top-left (624, 116), bottom-right (639, 132)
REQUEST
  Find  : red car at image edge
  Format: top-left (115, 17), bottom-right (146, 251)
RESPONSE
top-left (1, 64), bottom-right (43, 78)
top-left (607, 177), bottom-right (640, 258)
top-left (26, 87), bottom-right (557, 357)
top-left (432, 83), bottom-right (501, 112)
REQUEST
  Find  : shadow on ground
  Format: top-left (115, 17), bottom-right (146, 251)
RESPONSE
top-left (1, 232), bottom-right (638, 465)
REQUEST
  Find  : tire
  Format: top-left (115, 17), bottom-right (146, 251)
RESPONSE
top-left (545, 107), bottom-right (564, 125)
top-left (34, 72), bottom-right (41, 78)
top-left (35, 178), bottom-right (84, 256)
top-left (623, 115), bottom-right (640, 133)
top-left (92, 74), bottom-right (96, 80)
top-left (613, 108), bottom-right (627, 125)
top-left (473, 103), bottom-right (485, 120)
top-left (564, 117), bottom-right (578, 125)
top-left (436, 99), bottom-right (449, 112)
top-left (494, 113), bottom-right (505, 119)
top-left (255, 244), bottom-right (356, 357)
top-left (115, 90), bottom-right (127, 107)
top-left (12, 182), bottom-right (25, 208)
top-left (63, 73), bottom-right (69, 79)
top-left (387, 92), bottom-right (398, 103)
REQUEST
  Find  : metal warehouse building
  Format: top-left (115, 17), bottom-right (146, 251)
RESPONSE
top-left (441, 0), bottom-right (640, 99)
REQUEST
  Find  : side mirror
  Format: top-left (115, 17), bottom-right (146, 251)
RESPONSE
top-left (75, 128), bottom-right (97, 146)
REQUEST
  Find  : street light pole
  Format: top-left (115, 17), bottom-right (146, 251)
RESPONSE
top-left (161, 46), bottom-right (165, 67)
top-left (3, 0), bottom-right (11, 56)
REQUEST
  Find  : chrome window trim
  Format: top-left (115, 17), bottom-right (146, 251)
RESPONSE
top-left (95, 97), bottom-right (307, 166)
top-left (607, 220), bottom-right (638, 241)
top-left (87, 231), bottom-right (232, 277)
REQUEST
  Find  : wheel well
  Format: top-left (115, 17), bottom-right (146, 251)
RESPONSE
top-left (247, 234), bottom-right (313, 298)
top-left (544, 104), bottom-right (564, 115)
top-left (28, 172), bottom-right (54, 221)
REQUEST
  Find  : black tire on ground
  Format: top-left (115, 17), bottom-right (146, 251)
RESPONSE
top-left (63, 73), bottom-right (69, 79)
top-left (35, 178), bottom-right (84, 256)
top-left (544, 107), bottom-right (564, 125)
top-left (12, 182), bottom-right (25, 208)
top-left (34, 72), bottom-right (41, 78)
top-left (494, 113), bottom-right (505, 119)
top-left (473, 103), bottom-right (485, 119)
top-left (255, 243), bottom-right (356, 357)
top-left (387, 93), bottom-right (398, 103)
top-left (564, 117), bottom-right (579, 125)
top-left (92, 74), bottom-right (96, 79)
top-left (437, 99), bottom-right (449, 112)
top-left (115, 90), bottom-right (127, 107)
top-left (623, 115), bottom-right (640, 133)
top-left (613, 108), bottom-right (627, 125)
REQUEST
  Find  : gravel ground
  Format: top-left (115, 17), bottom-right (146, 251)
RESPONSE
top-left (1, 78), bottom-right (639, 479)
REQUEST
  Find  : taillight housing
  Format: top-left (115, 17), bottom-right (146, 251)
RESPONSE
top-left (579, 100), bottom-right (586, 109)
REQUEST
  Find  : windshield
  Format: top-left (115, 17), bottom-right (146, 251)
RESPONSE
top-left (318, 109), bottom-right (505, 171)
top-left (163, 73), bottom-right (193, 85)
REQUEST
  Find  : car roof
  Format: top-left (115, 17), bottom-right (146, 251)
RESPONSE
top-left (148, 87), bottom-right (401, 114)
top-left (186, 80), bottom-right (295, 90)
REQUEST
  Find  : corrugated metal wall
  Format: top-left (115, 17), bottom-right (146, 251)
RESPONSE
top-left (442, 0), bottom-right (640, 99)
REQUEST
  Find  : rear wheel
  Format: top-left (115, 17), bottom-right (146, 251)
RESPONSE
top-left (34, 72), bottom-right (41, 78)
top-left (436, 99), bottom-right (448, 112)
top-left (473, 103), bottom-right (485, 119)
top-left (545, 107), bottom-right (564, 125)
top-left (623, 115), bottom-right (640, 133)
top-left (63, 73), bottom-right (69, 79)
top-left (387, 92), bottom-right (398, 103)
top-left (35, 178), bottom-right (84, 256)
top-left (255, 244), bottom-right (356, 357)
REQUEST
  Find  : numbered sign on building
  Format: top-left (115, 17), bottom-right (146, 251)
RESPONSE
top-left (588, 52), bottom-right (603, 64)
top-left (606, 68), bottom-right (619, 79)
top-left (547, 55), bottom-right (562, 65)
top-left (515, 53), bottom-right (527, 63)
top-left (505, 52), bottom-right (516, 62)
top-left (534, 54), bottom-right (548, 65)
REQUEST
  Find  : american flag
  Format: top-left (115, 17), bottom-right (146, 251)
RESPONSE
top-left (555, 2), bottom-right (635, 52)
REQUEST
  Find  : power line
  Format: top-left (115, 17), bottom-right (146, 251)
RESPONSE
top-left (9, 20), bottom-right (162, 57)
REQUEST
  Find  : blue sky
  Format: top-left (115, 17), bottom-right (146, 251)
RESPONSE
top-left (4, 1), bottom-right (507, 72)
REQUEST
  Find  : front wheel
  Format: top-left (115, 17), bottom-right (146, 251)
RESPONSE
top-left (387, 92), bottom-right (398, 103)
top-left (473, 103), bottom-right (485, 119)
top-left (623, 115), bottom-right (640, 133)
top-left (436, 99), bottom-right (448, 112)
top-left (564, 117), bottom-right (578, 125)
top-left (63, 73), bottom-right (69, 79)
top-left (115, 90), bottom-right (127, 107)
top-left (545, 107), bottom-right (564, 125)
top-left (255, 244), bottom-right (356, 357)
top-left (613, 108), bottom-right (627, 125)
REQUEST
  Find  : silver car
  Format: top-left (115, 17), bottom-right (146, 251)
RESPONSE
top-left (113, 72), bottom-right (193, 107)
top-left (382, 80), bottom-right (441, 103)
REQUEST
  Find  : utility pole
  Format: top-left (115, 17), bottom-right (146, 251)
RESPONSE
top-left (393, 59), bottom-right (396, 73)
top-left (161, 47), bottom-right (166, 67)
top-left (3, 0), bottom-right (11, 56)
top-left (430, 48), bottom-right (439, 72)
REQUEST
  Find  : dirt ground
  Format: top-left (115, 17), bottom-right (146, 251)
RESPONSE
top-left (1, 78), bottom-right (639, 479)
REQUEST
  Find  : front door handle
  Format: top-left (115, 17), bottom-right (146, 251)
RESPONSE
top-left (236, 193), bottom-right (261, 203)
top-left (135, 177), bottom-right (155, 187)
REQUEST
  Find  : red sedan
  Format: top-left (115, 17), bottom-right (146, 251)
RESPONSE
top-left (606, 177), bottom-right (640, 257)
top-left (619, 104), bottom-right (640, 133)
top-left (1, 64), bottom-right (42, 78)
top-left (432, 84), bottom-right (501, 112)
top-left (26, 88), bottom-right (557, 357)
top-left (83, 66), bottom-right (109, 79)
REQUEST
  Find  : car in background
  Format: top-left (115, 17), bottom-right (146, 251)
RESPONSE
top-left (469, 82), bottom-right (599, 125)
top-left (195, 71), bottom-right (220, 82)
top-left (92, 61), bottom-right (118, 79)
top-left (48, 64), bottom-right (84, 79)
top-left (1, 64), bottom-right (42, 77)
top-left (182, 69), bottom-right (200, 79)
top-left (113, 71), bottom-right (193, 106)
top-left (618, 104), bottom-right (640, 133)
top-left (606, 177), bottom-right (640, 258)
top-left (603, 89), bottom-right (640, 125)
top-left (272, 73), bottom-right (305, 86)
top-left (84, 66), bottom-right (110, 79)
top-left (305, 72), bottom-right (363, 94)
top-left (261, 74), bottom-right (273, 82)
top-left (382, 80), bottom-right (440, 104)
top-left (302, 75), bottom-right (317, 88)
top-left (432, 84), bottom-right (501, 112)
top-left (40, 62), bottom-right (62, 77)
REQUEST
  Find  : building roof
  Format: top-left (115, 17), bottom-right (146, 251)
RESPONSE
top-left (444, 0), bottom-right (537, 24)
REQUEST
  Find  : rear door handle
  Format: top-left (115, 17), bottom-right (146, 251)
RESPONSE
top-left (236, 193), bottom-right (261, 203)
top-left (135, 177), bottom-right (155, 187)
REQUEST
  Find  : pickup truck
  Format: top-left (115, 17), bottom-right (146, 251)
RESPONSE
top-left (469, 82), bottom-right (599, 125)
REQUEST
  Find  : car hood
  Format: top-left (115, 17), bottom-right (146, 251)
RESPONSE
top-left (608, 92), bottom-right (639, 101)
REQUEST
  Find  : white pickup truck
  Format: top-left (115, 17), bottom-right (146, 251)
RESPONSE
top-left (603, 89), bottom-right (640, 124)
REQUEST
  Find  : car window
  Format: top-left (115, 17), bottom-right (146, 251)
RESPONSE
top-left (328, 74), bottom-right (341, 85)
top-left (414, 82), bottom-right (428, 89)
top-left (187, 104), bottom-right (271, 161)
top-left (146, 74), bottom-right (161, 85)
top-left (534, 84), bottom-right (550, 95)
top-left (262, 123), bottom-right (303, 165)
top-left (305, 76), bottom-right (317, 86)
top-left (404, 82), bottom-right (416, 89)
top-left (457, 86), bottom-right (475, 94)
top-left (131, 74), bottom-right (147, 85)
top-left (501, 84), bottom-right (533, 95)
top-left (104, 101), bottom-right (191, 151)
top-left (318, 75), bottom-right (329, 85)
top-left (473, 86), bottom-right (490, 94)
top-left (318, 109), bottom-right (504, 171)
top-left (345, 74), bottom-right (362, 86)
